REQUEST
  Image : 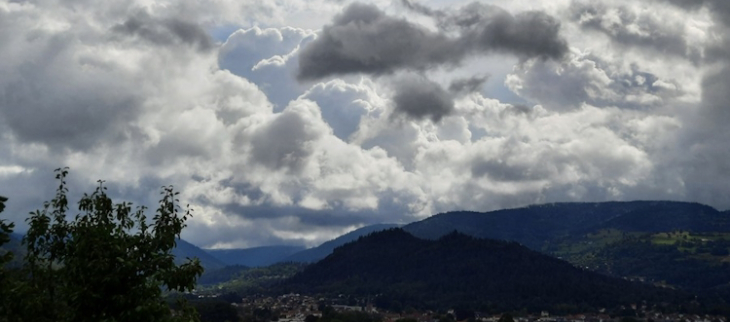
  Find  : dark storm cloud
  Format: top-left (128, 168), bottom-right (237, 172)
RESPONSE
top-left (443, 3), bottom-right (569, 60)
top-left (112, 12), bottom-right (214, 51)
top-left (448, 75), bottom-right (490, 95)
top-left (392, 76), bottom-right (454, 122)
top-left (569, 2), bottom-right (699, 62)
top-left (297, 2), bottom-right (568, 80)
top-left (296, 3), bottom-right (459, 80)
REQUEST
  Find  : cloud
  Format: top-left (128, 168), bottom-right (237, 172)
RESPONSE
top-left (391, 75), bottom-right (454, 122)
top-left (299, 79), bottom-right (378, 141)
top-left (296, 1), bottom-right (568, 80)
top-left (448, 75), bottom-right (490, 95)
top-left (112, 10), bottom-right (214, 52)
top-left (3, 0), bottom-right (730, 251)
top-left (437, 2), bottom-right (569, 60)
top-left (659, 0), bottom-right (730, 26)
top-left (296, 2), bottom-right (459, 80)
top-left (568, 1), bottom-right (701, 62)
top-left (219, 26), bottom-right (316, 109)
top-left (247, 101), bottom-right (329, 174)
top-left (505, 50), bottom-right (683, 111)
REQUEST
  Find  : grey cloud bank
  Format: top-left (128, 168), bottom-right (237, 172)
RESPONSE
top-left (296, 2), bottom-right (568, 80)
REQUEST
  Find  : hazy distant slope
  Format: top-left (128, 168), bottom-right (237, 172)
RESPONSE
top-left (172, 239), bottom-right (227, 271)
top-left (403, 201), bottom-right (729, 249)
top-left (281, 229), bottom-right (687, 313)
top-left (284, 223), bottom-right (400, 263)
top-left (207, 245), bottom-right (305, 267)
top-left (4, 234), bottom-right (226, 271)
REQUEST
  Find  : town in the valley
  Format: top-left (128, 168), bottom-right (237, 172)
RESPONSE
top-left (198, 293), bottom-right (729, 322)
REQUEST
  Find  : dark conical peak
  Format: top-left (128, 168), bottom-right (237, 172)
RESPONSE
top-left (331, 228), bottom-right (421, 254)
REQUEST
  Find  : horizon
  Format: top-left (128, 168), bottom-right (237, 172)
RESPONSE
top-left (7, 199), bottom-right (729, 251)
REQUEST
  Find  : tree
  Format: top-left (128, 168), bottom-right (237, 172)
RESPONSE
top-left (0, 195), bottom-right (15, 320)
top-left (0, 195), bottom-right (12, 266)
top-left (3, 168), bottom-right (204, 322)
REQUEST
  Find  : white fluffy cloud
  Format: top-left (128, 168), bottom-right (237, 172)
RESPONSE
top-left (0, 0), bottom-right (728, 248)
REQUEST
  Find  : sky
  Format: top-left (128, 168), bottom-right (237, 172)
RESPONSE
top-left (0, 0), bottom-right (729, 249)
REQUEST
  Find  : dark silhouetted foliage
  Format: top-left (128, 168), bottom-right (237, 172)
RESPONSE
top-left (0, 168), bottom-right (204, 322)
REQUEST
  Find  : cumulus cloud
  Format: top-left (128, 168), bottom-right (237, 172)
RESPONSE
top-left (299, 79), bottom-right (379, 141)
top-left (506, 50), bottom-right (683, 111)
top-left (3, 0), bottom-right (730, 250)
top-left (219, 26), bottom-right (316, 109)
top-left (296, 1), bottom-right (568, 80)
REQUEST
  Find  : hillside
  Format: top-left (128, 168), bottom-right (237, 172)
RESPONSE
top-left (285, 223), bottom-right (400, 263)
top-left (3, 234), bottom-right (226, 272)
top-left (171, 239), bottom-right (227, 271)
top-left (280, 229), bottom-right (687, 313)
top-left (577, 232), bottom-right (730, 291)
top-left (200, 262), bottom-right (306, 294)
top-left (207, 245), bottom-right (305, 267)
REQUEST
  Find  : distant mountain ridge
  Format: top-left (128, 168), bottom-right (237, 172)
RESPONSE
top-left (171, 239), bottom-right (227, 271)
top-left (280, 228), bottom-right (688, 313)
top-left (3, 234), bottom-right (227, 271)
top-left (403, 201), bottom-right (729, 249)
top-left (284, 223), bottom-right (400, 263)
top-left (207, 245), bottom-right (305, 267)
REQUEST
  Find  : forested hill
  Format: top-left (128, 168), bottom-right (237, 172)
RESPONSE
top-left (403, 201), bottom-right (728, 249)
top-left (279, 229), bottom-right (688, 313)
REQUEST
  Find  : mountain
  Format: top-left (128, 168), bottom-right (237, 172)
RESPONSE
top-left (172, 239), bottom-right (227, 271)
top-left (280, 229), bottom-right (688, 313)
top-left (0, 233), bottom-right (24, 267)
top-left (402, 201), bottom-right (730, 293)
top-left (284, 223), bottom-right (400, 263)
top-left (403, 201), bottom-right (729, 249)
top-left (207, 245), bottom-right (305, 267)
